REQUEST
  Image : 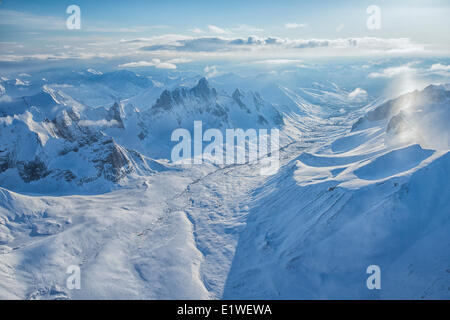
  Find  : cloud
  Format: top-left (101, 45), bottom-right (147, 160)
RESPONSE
top-left (180, 37), bottom-right (230, 51)
top-left (137, 44), bottom-right (180, 51)
top-left (0, 30), bottom-right (431, 63)
top-left (166, 58), bottom-right (192, 64)
top-left (190, 25), bottom-right (262, 35)
top-left (118, 61), bottom-right (155, 68)
top-left (291, 39), bottom-right (330, 49)
top-left (368, 63), bottom-right (418, 78)
top-left (264, 37), bottom-right (283, 45)
top-left (204, 65), bottom-right (219, 78)
top-left (138, 36), bottom-right (423, 55)
top-left (429, 63), bottom-right (450, 71)
top-left (189, 28), bottom-right (205, 34)
top-left (357, 37), bottom-right (424, 54)
top-left (285, 23), bottom-right (307, 29)
top-left (208, 25), bottom-right (231, 34)
top-left (141, 36), bottom-right (281, 52)
top-left (79, 119), bottom-right (119, 127)
top-left (118, 59), bottom-right (177, 69)
top-left (253, 59), bottom-right (303, 65)
top-left (155, 62), bottom-right (177, 69)
top-left (86, 68), bottom-right (103, 75)
top-left (348, 88), bottom-right (368, 100)
top-left (119, 39), bottom-right (146, 44)
top-left (230, 36), bottom-right (266, 45)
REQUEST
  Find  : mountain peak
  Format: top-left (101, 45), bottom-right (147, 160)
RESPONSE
top-left (190, 77), bottom-right (217, 99)
top-left (198, 77), bottom-right (209, 86)
top-left (232, 88), bottom-right (243, 99)
top-left (109, 102), bottom-right (125, 129)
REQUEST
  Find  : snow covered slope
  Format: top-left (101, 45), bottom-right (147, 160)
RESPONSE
top-left (47, 70), bottom-right (158, 108)
top-left (223, 85), bottom-right (450, 299)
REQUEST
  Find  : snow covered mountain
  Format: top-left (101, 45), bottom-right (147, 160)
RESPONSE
top-left (352, 84), bottom-right (450, 150)
top-left (133, 78), bottom-right (286, 158)
top-left (0, 87), bottom-right (166, 194)
top-left (46, 70), bottom-right (159, 108)
top-left (0, 76), bottom-right (294, 191)
top-left (0, 68), bottom-right (448, 299)
top-left (78, 77), bottom-right (293, 159)
top-left (222, 84), bottom-right (450, 299)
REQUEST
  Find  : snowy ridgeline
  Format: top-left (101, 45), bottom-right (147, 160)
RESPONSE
top-left (0, 71), bottom-right (449, 299)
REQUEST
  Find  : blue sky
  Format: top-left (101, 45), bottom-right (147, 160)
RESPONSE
top-left (1, 0), bottom-right (449, 39)
top-left (0, 0), bottom-right (449, 66)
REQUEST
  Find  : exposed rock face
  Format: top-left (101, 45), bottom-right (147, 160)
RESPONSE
top-left (232, 89), bottom-right (250, 113)
top-left (147, 78), bottom-right (283, 132)
top-left (17, 158), bottom-right (50, 182)
top-left (95, 140), bottom-right (133, 182)
top-left (0, 149), bottom-right (12, 174)
top-left (108, 103), bottom-right (125, 129)
top-left (257, 115), bottom-right (268, 125)
top-left (152, 89), bottom-right (174, 113)
top-left (190, 77), bottom-right (217, 100)
top-left (52, 109), bottom-right (82, 142)
top-left (151, 78), bottom-right (218, 115)
top-left (51, 170), bottom-right (77, 182)
top-left (0, 104), bottom-right (159, 190)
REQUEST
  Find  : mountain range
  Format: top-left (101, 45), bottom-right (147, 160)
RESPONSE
top-left (0, 69), bottom-right (448, 299)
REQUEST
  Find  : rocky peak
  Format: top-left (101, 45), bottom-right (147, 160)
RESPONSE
top-left (190, 77), bottom-right (217, 100)
top-left (108, 102), bottom-right (125, 129)
top-left (151, 78), bottom-right (218, 115)
top-left (422, 84), bottom-right (450, 102)
top-left (152, 89), bottom-right (174, 113)
top-left (52, 109), bottom-right (83, 142)
top-left (232, 89), bottom-right (249, 112)
top-left (232, 88), bottom-right (244, 100)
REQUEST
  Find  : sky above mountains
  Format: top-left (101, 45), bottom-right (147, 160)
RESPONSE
top-left (1, 0), bottom-right (449, 41)
top-left (0, 0), bottom-right (449, 66)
